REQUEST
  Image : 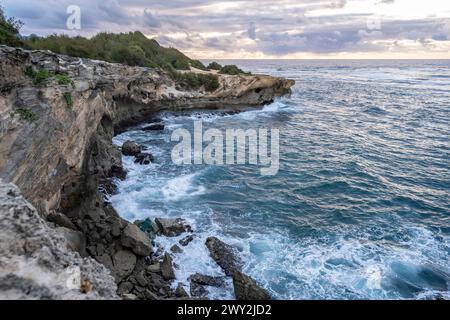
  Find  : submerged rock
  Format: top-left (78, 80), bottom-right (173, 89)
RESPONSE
top-left (205, 237), bottom-right (243, 276)
top-left (122, 141), bottom-right (141, 156)
top-left (134, 152), bottom-right (154, 165)
top-left (155, 218), bottom-right (192, 237)
top-left (142, 123), bottom-right (165, 131)
top-left (170, 244), bottom-right (183, 254)
top-left (232, 270), bottom-right (271, 300)
top-left (179, 235), bottom-right (195, 246)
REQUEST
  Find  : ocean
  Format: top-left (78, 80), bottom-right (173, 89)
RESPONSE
top-left (110, 60), bottom-right (450, 300)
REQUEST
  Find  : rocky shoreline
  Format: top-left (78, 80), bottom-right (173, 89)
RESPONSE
top-left (0, 45), bottom-right (294, 299)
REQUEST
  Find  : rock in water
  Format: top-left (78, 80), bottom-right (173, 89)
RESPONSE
top-left (179, 235), bottom-right (195, 246)
top-left (232, 271), bottom-right (271, 300)
top-left (188, 273), bottom-right (225, 287)
top-left (155, 218), bottom-right (192, 237)
top-left (122, 141), bottom-right (141, 156)
top-left (170, 244), bottom-right (183, 254)
top-left (121, 224), bottom-right (153, 257)
top-left (161, 253), bottom-right (176, 281)
top-left (134, 153), bottom-right (154, 165)
top-left (205, 237), bottom-right (243, 276)
top-left (142, 123), bottom-right (165, 131)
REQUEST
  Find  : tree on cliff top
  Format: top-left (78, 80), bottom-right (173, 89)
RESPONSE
top-left (0, 5), bottom-right (23, 47)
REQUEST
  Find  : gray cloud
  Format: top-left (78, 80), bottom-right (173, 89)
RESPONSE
top-left (3, 0), bottom-right (449, 57)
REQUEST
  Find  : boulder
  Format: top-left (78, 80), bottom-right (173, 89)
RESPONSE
top-left (146, 262), bottom-right (161, 274)
top-left (122, 293), bottom-right (139, 300)
top-left (188, 273), bottom-right (225, 287)
top-left (161, 252), bottom-right (176, 281)
top-left (134, 153), bottom-right (154, 165)
top-left (205, 237), bottom-right (242, 276)
top-left (190, 282), bottom-right (208, 298)
top-left (117, 281), bottom-right (133, 295)
top-left (232, 271), bottom-right (271, 300)
top-left (142, 123), bottom-right (165, 131)
top-left (47, 211), bottom-right (76, 230)
top-left (155, 218), bottom-right (192, 237)
top-left (113, 250), bottom-right (137, 280)
top-left (121, 224), bottom-right (152, 257)
top-left (175, 283), bottom-right (189, 298)
top-left (56, 227), bottom-right (87, 257)
top-left (122, 141), bottom-right (141, 156)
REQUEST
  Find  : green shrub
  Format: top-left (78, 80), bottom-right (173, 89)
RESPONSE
top-left (219, 65), bottom-right (250, 76)
top-left (31, 69), bottom-right (53, 84)
top-left (25, 67), bottom-right (73, 86)
top-left (0, 6), bottom-right (23, 47)
top-left (176, 72), bottom-right (220, 92)
top-left (207, 62), bottom-right (222, 70)
top-left (11, 108), bottom-right (37, 122)
top-left (190, 60), bottom-right (208, 71)
top-left (55, 73), bottom-right (73, 86)
top-left (63, 92), bottom-right (73, 109)
top-left (22, 31), bottom-right (205, 73)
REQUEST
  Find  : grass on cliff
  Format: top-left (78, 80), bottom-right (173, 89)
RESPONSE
top-left (10, 108), bottom-right (37, 122)
top-left (63, 92), bottom-right (73, 109)
top-left (25, 67), bottom-right (74, 86)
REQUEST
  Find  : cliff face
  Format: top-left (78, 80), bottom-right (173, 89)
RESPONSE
top-left (0, 45), bottom-right (294, 214)
top-left (0, 45), bottom-right (294, 299)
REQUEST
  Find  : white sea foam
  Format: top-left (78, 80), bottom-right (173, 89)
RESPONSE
top-left (162, 173), bottom-right (206, 201)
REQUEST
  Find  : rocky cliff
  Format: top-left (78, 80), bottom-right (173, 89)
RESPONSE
top-left (0, 45), bottom-right (294, 299)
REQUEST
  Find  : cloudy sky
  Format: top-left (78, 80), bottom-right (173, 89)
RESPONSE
top-left (4, 0), bottom-right (450, 59)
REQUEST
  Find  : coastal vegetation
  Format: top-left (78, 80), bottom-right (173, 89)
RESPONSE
top-left (0, 7), bottom-right (249, 85)
top-left (10, 108), bottom-right (37, 122)
top-left (0, 5), bottom-right (23, 47)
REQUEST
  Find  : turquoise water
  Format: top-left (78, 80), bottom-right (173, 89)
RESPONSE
top-left (110, 60), bottom-right (450, 300)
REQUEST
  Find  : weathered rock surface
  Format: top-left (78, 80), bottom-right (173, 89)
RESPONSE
top-left (232, 271), bottom-right (271, 300)
top-left (121, 224), bottom-right (152, 257)
top-left (0, 181), bottom-right (118, 299)
top-left (112, 250), bottom-right (137, 281)
top-left (175, 283), bottom-right (189, 298)
top-left (189, 273), bottom-right (225, 287)
top-left (205, 237), bottom-right (243, 276)
top-left (155, 218), bottom-right (192, 237)
top-left (161, 253), bottom-right (176, 281)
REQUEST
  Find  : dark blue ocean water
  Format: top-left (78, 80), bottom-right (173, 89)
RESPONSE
top-left (111, 60), bottom-right (450, 300)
